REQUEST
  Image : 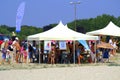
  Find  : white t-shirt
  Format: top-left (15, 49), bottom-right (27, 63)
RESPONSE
top-left (113, 42), bottom-right (117, 48)
top-left (109, 39), bottom-right (113, 45)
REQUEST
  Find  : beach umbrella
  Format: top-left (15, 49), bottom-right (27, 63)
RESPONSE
top-left (97, 41), bottom-right (113, 49)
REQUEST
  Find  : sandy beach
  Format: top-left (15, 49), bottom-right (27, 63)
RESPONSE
top-left (0, 52), bottom-right (120, 80)
top-left (0, 66), bottom-right (120, 80)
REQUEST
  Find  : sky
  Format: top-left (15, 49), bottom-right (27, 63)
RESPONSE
top-left (0, 0), bottom-right (120, 28)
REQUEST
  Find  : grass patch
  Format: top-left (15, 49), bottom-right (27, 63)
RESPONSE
top-left (0, 62), bottom-right (120, 71)
top-left (108, 63), bottom-right (120, 66)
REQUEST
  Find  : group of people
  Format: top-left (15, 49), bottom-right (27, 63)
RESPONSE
top-left (40, 42), bottom-right (69, 64)
top-left (0, 35), bottom-right (28, 64)
top-left (40, 41), bottom-right (91, 64)
top-left (1, 34), bottom-right (119, 65)
top-left (0, 39), bottom-right (94, 64)
top-left (95, 36), bottom-right (119, 63)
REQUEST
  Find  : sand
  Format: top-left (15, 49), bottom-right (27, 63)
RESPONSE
top-left (0, 66), bottom-right (120, 80)
top-left (0, 52), bottom-right (120, 80)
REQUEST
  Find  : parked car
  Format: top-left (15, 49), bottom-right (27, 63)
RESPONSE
top-left (0, 34), bottom-right (9, 45)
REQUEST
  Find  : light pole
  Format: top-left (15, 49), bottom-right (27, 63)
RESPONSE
top-left (70, 1), bottom-right (80, 64)
top-left (70, 1), bottom-right (80, 31)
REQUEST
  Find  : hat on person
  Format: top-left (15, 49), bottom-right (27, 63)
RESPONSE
top-left (12, 31), bottom-right (16, 36)
top-left (15, 37), bottom-right (19, 40)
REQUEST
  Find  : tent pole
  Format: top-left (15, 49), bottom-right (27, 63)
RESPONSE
top-left (73, 40), bottom-right (76, 64)
top-left (27, 40), bottom-right (29, 64)
top-left (95, 40), bottom-right (97, 63)
top-left (39, 41), bottom-right (41, 64)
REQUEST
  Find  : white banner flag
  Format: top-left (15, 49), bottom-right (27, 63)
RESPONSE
top-left (59, 41), bottom-right (66, 50)
top-left (44, 41), bottom-right (51, 51)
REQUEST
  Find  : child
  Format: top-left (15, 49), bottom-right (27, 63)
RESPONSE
top-left (1, 48), bottom-right (7, 64)
top-left (6, 49), bottom-right (11, 64)
top-left (19, 46), bottom-right (24, 63)
top-left (23, 48), bottom-right (27, 63)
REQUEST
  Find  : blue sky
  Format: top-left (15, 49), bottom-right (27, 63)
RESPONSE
top-left (0, 0), bottom-right (120, 27)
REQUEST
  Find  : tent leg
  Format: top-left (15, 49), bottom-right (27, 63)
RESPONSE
top-left (73, 41), bottom-right (76, 64)
top-left (39, 41), bottom-right (41, 64)
top-left (27, 41), bottom-right (29, 64)
top-left (95, 41), bottom-right (97, 63)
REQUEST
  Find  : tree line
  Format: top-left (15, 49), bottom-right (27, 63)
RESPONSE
top-left (0, 14), bottom-right (120, 40)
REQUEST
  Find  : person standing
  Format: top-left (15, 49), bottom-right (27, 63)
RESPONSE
top-left (90, 42), bottom-right (96, 63)
top-left (109, 37), bottom-right (114, 55)
top-left (12, 37), bottom-right (21, 63)
top-left (75, 41), bottom-right (81, 64)
top-left (1, 48), bottom-right (7, 64)
top-left (1, 40), bottom-right (9, 64)
top-left (112, 39), bottom-right (117, 55)
top-left (22, 48), bottom-right (27, 63)
top-left (28, 43), bottom-right (33, 63)
top-left (6, 49), bottom-right (11, 64)
top-left (50, 50), bottom-right (55, 64)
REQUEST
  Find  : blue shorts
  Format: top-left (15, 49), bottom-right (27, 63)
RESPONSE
top-left (29, 52), bottom-right (33, 59)
top-left (2, 54), bottom-right (6, 59)
top-left (76, 49), bottom-right (80, 57)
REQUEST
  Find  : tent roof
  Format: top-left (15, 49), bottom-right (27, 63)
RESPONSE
top-left (27, 21), bottom-right (98, 40)
top-left (86, 21), bottom-right (120, 36)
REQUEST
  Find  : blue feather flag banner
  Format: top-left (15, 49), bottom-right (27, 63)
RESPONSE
top-left (78, 40), bottom-right (90, 50)
top-left (16, 2), bottom-right (25, 32)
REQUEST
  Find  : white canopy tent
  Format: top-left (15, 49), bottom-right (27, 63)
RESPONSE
top-left (27, 21), bottom-right (99, 64)
top-left (27, 21), bottom-right (98, 40)
top-left (86, 21), bottom-right (120, 36)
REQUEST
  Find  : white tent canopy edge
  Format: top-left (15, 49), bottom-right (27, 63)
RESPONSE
top-left (27, 21), bottom-right (99, 41)
top-left (86, 21), bottom-right (120, 37)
